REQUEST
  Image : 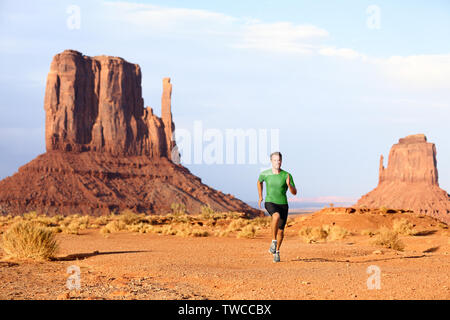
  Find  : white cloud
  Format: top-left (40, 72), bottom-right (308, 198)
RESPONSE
top-left (371, 54), bottom-right (450, 89)
top-left (233, 21), bottom-right (329, 54)
top-left (318, 46), bottom-right (368, 60)
top-left (41, 1), bottom-right (450, 90)
top-left (318, 45), bottom-right (450, 89)
top-left (102, 1), bottom-right (237, 36)
top-left (102, 1), bottom-right (328, 54)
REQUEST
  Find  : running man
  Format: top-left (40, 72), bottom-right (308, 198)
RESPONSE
top-left (257, 151), bottom-right (297, 262)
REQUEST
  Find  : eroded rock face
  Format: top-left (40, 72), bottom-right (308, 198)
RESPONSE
top-left (0, 50), bottom-right (261, 217)
top-left (44, 50), bottom-right (177, 158)
top-left (357, 134), bottom-right (450, 223)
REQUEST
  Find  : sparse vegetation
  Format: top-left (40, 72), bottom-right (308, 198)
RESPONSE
top-left (373, 227), bottom-right (405, 251)
top-left (0, 208), bottom-right (288, 241)
top-left (1, 221), bottom-right (59, 261)
top-left (200, 204), bottom-right (215, 219)
top-left (170, 202), bottom-right (186, 216)
top-left (237, 224), bottom-right (257, 238)
top-left (393, 218), bottom-right (416, 235)
top-left (298, 224), bottom-right (349, 243)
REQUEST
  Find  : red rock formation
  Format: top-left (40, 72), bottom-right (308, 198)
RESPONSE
top-left (0, 50), bottom-right (262, 217)
top-left (44, 50), bottom-right (178, 158)
top-left (357, 134), bottom-right (450, 223)
top-left (0, 152), bottom-right (257, 216)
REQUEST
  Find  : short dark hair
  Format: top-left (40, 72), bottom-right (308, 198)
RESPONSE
top-left (270, 151), bottom-right (282, 160)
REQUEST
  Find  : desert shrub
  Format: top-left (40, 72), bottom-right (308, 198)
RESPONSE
top-left (168, 213), bottom-right (192, 224)
top-left (298, 224), bottom-right (349, 243)
top-left (299, 226), bottom-right (328, 243)
top-left (249, 216), bottom-right (271, 228)
top-left (1, 221), bottom-right (58, 261)
top-left (189, 228), bottom-right (209, 237)
top-left (119, 210), bottom-right (141, 225)
top-left (237, 224), bottom-right (257, 238)
top-left (200, 204), bottom-right (215, 219)
top-left (100, 220), bottom-right (127, 234)
top-left (23, 211), bottom-right (38, 220)
top-left (62, 221), bottom-right (82, 234)
top-left (393, 218), bottom-right (416, 235)
top-left (34, 215), bottom-right (60, 227)
top-left (126, 222), bottom-right (148, 233)
top-left (226, 218), bottom-right (250, 232)
top-left (171, 203), bottom-right (186, 216)
top-left (94, 216), bottom-right (110, 226)
top-left (325, 224), bottom-right (349, 241)
top-left (214, 230), bottom-right (230, 237)
top-left (224, 211), bottom-right (246, 220)
top-left (373, 227), bottom-right (404, 251)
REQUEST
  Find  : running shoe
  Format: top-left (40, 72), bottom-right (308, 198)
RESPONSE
top-left (273, 251), bottom-right (280, 263)
top-left (268, 241), bottom-right (277, 254)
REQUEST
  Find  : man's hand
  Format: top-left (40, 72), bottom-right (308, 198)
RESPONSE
top-left (258, 197), bottom-right (263, 209)
top-left (286, 174), bottom-right (297, 195)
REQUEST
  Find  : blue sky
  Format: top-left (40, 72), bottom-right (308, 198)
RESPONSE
top-left (0, 0), bottom-right (449, 205)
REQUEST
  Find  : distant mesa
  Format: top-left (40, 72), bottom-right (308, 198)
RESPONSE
top-left (0, 50), bottom-right (263, 217)
top-left (356, 134), bottom-right (450, 223)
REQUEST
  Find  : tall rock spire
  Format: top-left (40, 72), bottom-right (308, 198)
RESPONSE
top-left (161, 77), bottom-right (179, 162)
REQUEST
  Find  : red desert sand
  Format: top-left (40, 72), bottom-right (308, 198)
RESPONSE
top-left (0, 208), bottom-right (449, 300)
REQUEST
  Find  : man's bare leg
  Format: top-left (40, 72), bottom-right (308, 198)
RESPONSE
top-left (271, 212), bottom-right (280, 240)
top-left (276, 229), bottom-right (284, 251)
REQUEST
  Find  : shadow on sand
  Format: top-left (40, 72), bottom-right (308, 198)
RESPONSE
top-left (291, 254), bottom-right (429, 264)
top-left (53, 250), bottom-right (150, 261)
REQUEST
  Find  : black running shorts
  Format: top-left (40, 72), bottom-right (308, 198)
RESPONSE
top-left (264, 201), bottom-right (289, 230)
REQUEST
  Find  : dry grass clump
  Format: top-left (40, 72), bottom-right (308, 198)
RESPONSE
top-left (299, 226), bottom-right (328, 243)
top-left (226, 218), bottom-right (250, 232)
top-left (373, 227), bottom-right (405, 251)
top-left (100, 220), bottom-right (127, 234)
top-left (250, 216), bottom-right (272, 228)
top-left (393, 218), bottom-right (416, 235)
top-left (1, 221), bottom-right (58, 261)
top-left (200, 204), bottom-right (215, 219)
top-left (237, 224), bottom-right (257, 238)
top-left (119, 210), bottom-right (143, 225)
top-left (298, 224), bottom-right (349, 243)
top-left (58, 216), bottom-right (90, 234)
top-left (170, 202), bottom-right (186, 216)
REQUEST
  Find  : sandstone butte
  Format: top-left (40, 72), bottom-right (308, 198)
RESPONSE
top-left (356, 134), bottom-right (450, 223)
top-left (0, 50), bottom-right (263, 217)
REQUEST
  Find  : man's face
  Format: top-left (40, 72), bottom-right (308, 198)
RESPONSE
top-left (271, 154), bottom-right (282, 170)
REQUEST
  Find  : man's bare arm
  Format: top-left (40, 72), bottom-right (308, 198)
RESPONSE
top-left (257, 180), bottom-right (264, 208)
top-left (286, 174), bottom-right (297, 195)
top-left (289, 185), bottom-right (297, 196)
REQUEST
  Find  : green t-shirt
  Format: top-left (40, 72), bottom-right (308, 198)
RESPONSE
top-left (258, 168), bottom-right (295, 205)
